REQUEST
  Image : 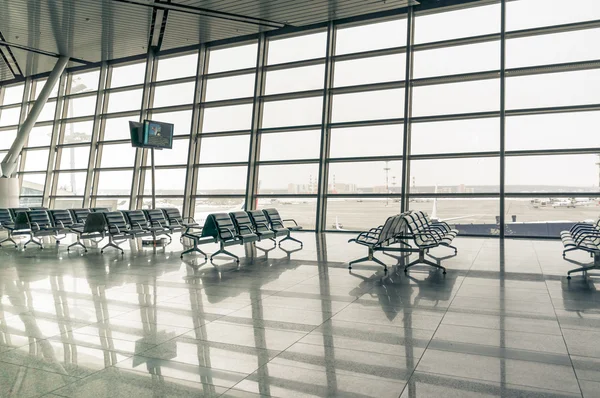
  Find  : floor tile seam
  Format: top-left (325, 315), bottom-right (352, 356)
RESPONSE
top-left (437, 320), bottom-right (564, 337)
top-left (293, 338), bottom-right (424, 361)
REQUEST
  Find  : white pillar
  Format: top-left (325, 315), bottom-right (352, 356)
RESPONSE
top-left (0, 178), bottom-right (20, 208)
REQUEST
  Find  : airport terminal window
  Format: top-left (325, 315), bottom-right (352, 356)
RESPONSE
top-left (196, 166), bottom-right (247, 195)
top-left (110, 62), bottom-right (146, 88)
top-left (506, 112), bottom-right (600, 151)
top-left (204, 74), bottom-right (255, 102)
top-left (94, 197), bottom-right (130, 211)
top-left (156, 53), bottom-right (198, 81)
top-left (329, 125), bottom-right (403, 158)
top-left (0, 106), bottom-right (21, 126)
top-left (32, 78), bottom-right (59, 99)
top-left (262, 97), bottom-right (323, 128)
top-left (53, 197), bottom-right (84, 209)
top-left (265, 65), bottom-right (324, 95)
top-left (57, 146), bottom-right (90, 169)
top-left (26, 125), bottom-right (53, 147)
top-left (257, 163), bottom-right (319, 195)
top-left (267, 32), bottom-right (327, 65)
top-left (331, 89), bottom-right (405, 123)
top-left (96, 170), bottom-right (133, 195)
top-left (20, 173), bottom-right (46, 196)
top-left (99, 143), bottom-right (137, 167)
top-left (2, 84), bottom-right (24, 105)
top-left (148, 138), bottom-right (189, 166)
top-left (506, 70), bottom-right (600, 110)
top-left (414, 3), bottom-right (500, 44)
top-left (411, 118), bottom-right (500, 155)
top-left (328, 161), bottom-right (402, 195)
top-left (259, 130), bottom-right (321, 162)
top-left (202, 104), bottom-right (253, 133)
top-left (257, 198), bottom-right (317, 229)
top-left (69, 70), bottom-right (100, 93)
top-left (22, 149), bottom-right (49, 171)
top-left (0, 129), bottom-right (17, 149)
top-left (102, 115), bottom-right (139, 141)
top-left (335, 19), bottom-right (407, 55)
top-left (152, 82), bottom-right (195, 108)
top-left (143, 168), bottom-right (186, 195)
top-left (326, 197), bottom-right (403, 231)
top-left (207, 42), bottom-right (258, 74)
top-left (66, 95), bottom-right (96, 118)
top-left (410, 198), bottom-right (500, 234)
top-left (55, 171), bottom-right (87, 196)
top-left (507, 0), bottom-right (600, 31)
top-left (149, 109), bottom-right (192, 136)
top-left (194, 198), bottom-right (246, 223)
top-left (106, 89), bottom-right (143, 113)
top-left (333, 55), bottom-right (405, 87)
top-left (32, 100), bottom-right (57, 122)
top-left (412, 79), bottom-right (500, 117)
top-left (413, 41), bottom-right (500, 79)
top-left (198, 135), bottom-right (250, 164)
top-left (143, 197), bottom-right (184, 212)
top-left (63, 120), bottom-right (93, 143)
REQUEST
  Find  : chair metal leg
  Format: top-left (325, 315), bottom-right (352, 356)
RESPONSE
top-left (24, 235), bottom-right (43, 249)
top-left (68, 236), bottom-right (87, 253)
top-left (279, 235), bottom-right (303, 248)
top-left (348, 248), bottom-right (388, 273)
top-left (0, 235), bottom-right (18, 248)
top-left (567, 252), bottom-right (600, 279)
top-left (180, 239), bottom-right (207, 259)
top-left (404, 250), bottom-right (446, 274)
top-left (210, 248), bottom-right (239, 263)
top-left (101, 236), bottom-right (124, 254)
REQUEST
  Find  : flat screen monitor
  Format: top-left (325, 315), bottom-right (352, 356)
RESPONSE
top-left (142, 120), bottom-right (174, 149)
top-left (129, 121), bottom-right (144, 148)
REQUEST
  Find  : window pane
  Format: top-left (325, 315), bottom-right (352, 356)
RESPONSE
top-left (100, 144), bottom-right (137, 167)
top-left (257, 198), bottom-right (316, 229)
top-left (208, 43), bottom-right (257, 74)
top-left (194, 198), bottom-right (246, 221)
top-left (153, 82), bottom-right (195, 108)
top-left (156, 53), bottom-right (198, 81)
top-left (56, 172), bottom-right (87, 196)
top-left (202, 104), bottom-right (253, 133)
top-left (329, 125), bottom-right (403, 158)
top-left (265, 65), bottom-right (324, 95)
top-left (27, 125), bottom-right (53, 147)
top-left (262, 97), bottom-right (323, 128)
top-left (97, 170), bottom-right (133, 195)
top-left (506, 112), bottom-right (600, 151)
top-left (336, 19), bottom-right (407, 55)
top-left (144, 197), bottom-right (184, 212)
top-left (506, 154), bottom-right (599, 193)
top-left (268, 32), bottom-right (327, 65)
top-left (507, 0), bottom-right (600, 31)
top-left (70, 70), bottom-right (100, 94)
top-left (326, 199), bottom-right (402, 231)
top-left (259, 130), bottom-right (321, 161)
top-left (334, 55), bottom-right (405, 87)
top-left (58, 146), bottom-right (90, 169)
top-left (413, 79), bottom-right (499, 117)
top-left (506, 70), bottom-right (600, 110)
top-left (0, 129), bottom-right (17, 149)
top-left (415, 3), bottom-right (500, 44)
top-left (144, 168), bottom-right (186, 195)
top-left (23, 149), bottom-right (49, 171)
top-left (507, 29), bottom-right (600, 69)
top-left (196, 166), bottom-right (247, 195)
top-left (67, 95), bottom-right (97, 117)
top-left (257, 163), bottom-right (319, 194)
top-left (410, 157), bottom-right (499, 193)
top-left (103, 116), bottom-right (138, 141)
top-left (0, 106), bottom-right (21, 126)
top-left (332, 89), bottom-right (404, 123)
top-left (54, 198), bottom-right (84, 209)
top-left (2, 84), bottom-right (24, 105)
top-left (198, 135), bottom-right (250, 164)
top-left (20, 197), bottom-right (43, 207)
top-left (107, 89), bottom-right (142, 113)
top-left (63, 120), bottom-right (93, 144)
top-left (329, 161), bottom-right (402, 194)
top-left (411, 118), bottom-right (500, 155)
top-left (150, 110), bottom-right (192, 136)
top-left (34, 100), bottom-right (56, 122)
top-left (21, 173), bottom-right (46, 196)
top-left (33, 79), bottom-right (60, 99)
top-left (148, 138), bottom-right (189, 166)
top-left (205, 74), bottom-right (255, 101)
top-left (94, 197), bottom-right (130, 211)
top-left (111, 62), bottom-right (146, 88)
top-left (414, 41), bottom-right (500, 79)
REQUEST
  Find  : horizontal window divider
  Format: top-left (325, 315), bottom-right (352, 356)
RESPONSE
top-left (506, 59), bottom-right (600, 78)
top-left (506, 148), bottom-right (600, 157)
top-left (504, 192), bottom-right (600, 198)
top-left (408, 192), bottom-right (500, 198)
top-left (200, 130), bottom-right (251, 137)
top-left (192, 194), bottom-right (246, 199)
top-left (148, 104), bottom-right (194, 114)
top-left (334, 46), bottom-right (407, 62)
top-left (264, 57), bottom-right (326, 71)
top-left (328, 155), bottom-right (404, 163)
top-left (331, 80), bottom-right (406, 94)
top-left (33, 120), bottom-right (55, 127)
top-left (100, 110), bottom-right (141, 119)
top-left (329, 118), bottom-right (404, 129)
top-left (93, 167), bottom-right (135, 172)
top-left (91, 195), bottom-right (131, 198)
top-left (151, 76), bottom-right (196, 87)
top-left (259, 124), bottom-right (322, 133)
top-left (202, 97), bottom-right (254, 108)
top-left (412, 111), bottom-right (500, 123)
top-left (17, 171), bottom-right (48, 175)
top-left (257, 159), bottom-right (320, 166)
top-left (53, 168), bottom-right (89, 173)
top-left (19, 195), bottom-right (44, 198)
top-left (0, 103), bottom-right (23, 110)
top-left (506, 18), bottom-right (600, 40)
top-left (140, 195), bottom-right (185, 199)
top-left (0, 125), bottom-right (19, 131)
top-left (255, 194), bottom-right (318, 198)
top-left (98, 139), bottom-right (131, 145)
top-left (194, 162), bottom-right (248, 168)
top-left (60, 115), bottom-right (96, 124)
top-left (104, 83), bottom-right (144, 94)
top-left (56, 142), bottom-right (93, 149)
top-left (63, 91), bottom-right (98, 100)
top-left (23, 146), bottom-right (51, 150)
top-left (326, 193), bottom-right (402, 199)
top-left (50, 195), bottom-right (84, 198)
top-left (412, 70), bottom-right (500, 87)
top-left (203, 67), bottom-right (257, 80)
top-left (506, 103), bottom-right (600, 117)
top-left (261, 89), bottom-right (324, 102)
top-left (413, 33), bottom-right (501, 52)
top-left (140, 165), bottom-right (187, 170)
top-left (410, 151), bottom-right (500, 160)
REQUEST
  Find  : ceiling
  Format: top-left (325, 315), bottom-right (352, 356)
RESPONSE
top-left (0, 0), bottom-right (439, 84)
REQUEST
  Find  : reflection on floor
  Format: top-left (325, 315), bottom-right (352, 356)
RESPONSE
top-left (0, 232), bottom-right (599, 397)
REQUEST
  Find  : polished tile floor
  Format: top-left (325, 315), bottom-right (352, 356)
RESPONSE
top-left (0, 232), bottom-right (599, 397)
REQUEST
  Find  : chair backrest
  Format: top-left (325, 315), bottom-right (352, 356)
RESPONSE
top-left (91, 208), bottom-right (110, 213)
top-left (230, 211), bottom-right (254, 235)
top-left (262, 208), bottom-right (283, 229)
top-left (9, 208), bottom-right (29, 219)
top-left (27, 210), bottom-right (53, 230)
top-left (248, 210), bottom-right (271, 234)
top-left (124, 210), bottom-right (150, 229)
top-left (49, 209), bottom-right (75, 228)
top-left (70, 208), bottom-right (91, 224)
top-left (145, 209), bottom-right (168, 227)
top-left (378, 215), bottom-right (401, 244)
top-left (211, 213), bottom-right (237, 240)
top-left (104, 211), bottom-right (129, 234)
top-left (13, 212), bottom-right (30, 230)
top-left (83, 213), bottom-right (107, 233)
top-left (0, 209), bottom-right (13, 226)
top-left (160, 208), bottom-right (183, 224)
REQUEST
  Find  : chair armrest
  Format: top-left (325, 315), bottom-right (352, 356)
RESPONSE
top-left (184, 217), bottom-right (197, 224)
top-left (108, 224), bottom-right (121, 234)
top-left (238, 224), bottom-right (254, 233)
top-left (218, 226), bottom-right (236, 238)
top-left (271, 220), bottom-right (285, 228)
top-left (282, 218), bottom-right (299, 227)
top-left (414, 231), bottom-right (440, 244)
top-left (184, 225), bottom-right (203, 235)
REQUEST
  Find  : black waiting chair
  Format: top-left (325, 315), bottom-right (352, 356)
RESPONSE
top-left (90, 207), bottom-right (110, 213)
top-left (49, 209), bottom-right (80, 244)
top-left (68, 213), bottom-right (107, 253)
top-left (9, 208), bottom-right (29, 220)
top-left (70, 208), bottom-right (92, 225)
top-left (144, 209), bottom-right (175, 241)
top-left (0, 209), bottom-right (17, 248)
top-left (23, 210), bottom-right (62, 249)
top-left (123, 210), bottom-right (170, 242)
top-left (159, 208), bottom-right (199, 233)
top-left (262, 208), bottom-right (303, 248)
top-left (102, 211), bottom-right (135, 254)
top-left (247, 210), bottom-right (276, 243)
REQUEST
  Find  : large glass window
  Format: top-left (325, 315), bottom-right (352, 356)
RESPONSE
top-left (63, 120), bottom-right (93, 144)
top-left (507, 0), bottom-right (600, 31)
top-left (70, 70), bottom-right (100, 93)
top-left (156, 53), bottom-right (198, 81)
top-left (66, 95), bottom-right (96, 117)
top-left (413, 41), bottom-right (500, 78)
top-left (411, 118), bottom-right (499, 155)
top-left (107, 89), bottom-right (143, 113)
top-left (0, 129), bottom-right (17, 149)
top-left (2, 84), bottom-right (25, 105)
top-left (196, 166), bottom-right (247, 195)
top-left (0, 106), bottom-right (21, 126)
top-left (332, 89), bottom-right (405, 123)
top-left (103, 115), bottom-right (139, 141)
top-left (198, 135), bottom-right (250, 164)
top-left (27, 125), bottom-right (53, 147)
top-left (262, 97), bottom-right (322, 128)
top-left (202, 104), bottom-right (253, 133)
top-left (259, 130), bottom-right (321, 161)
top-left (257, 163), bottom-right (319, 195)
top-left (149, 138), bottom-right (189, 166)
top-left (329, 161), bottom-right (402, 194)
top-left (149, 110), bottom-right (192, 136)
top-left (55, 172), bottom-right (87, 196)
top-left (326, 198), bottom-right (402, 231)
top-left (110, 62), bottom-right (146, 88)
top-left (144, 168), bottom-right (186, 195)
top-left (336, 19), bottom-right (407, 55)
top-left (58, 146), bottom-right (91, 170)
top-left (205, 74), bottom-right (255, 101)
top-left (329, 125), bottom-right (403, 158)
top-left (334, 55), bottom-right (405, 87)
top-left (22, 149), bottom-right (49, 171)
top-left (265, 65), bottom-right (324, 95)
top-left (413, 79), bottom-right (499, 117)
top-left (96, 170), bottom-right (133, 195)
top-left (208, 43), bottom-right (258, 74)
top-left (20, 173), bottom-right (46, 196)
top-left (153, 82), bottom-right (195, 107)
top-left (257, 198), bottom-right (317, 229)
top-left (267, 32), bottom-right (327, 65)
top-left (99, 144), bottom-right (137, 167)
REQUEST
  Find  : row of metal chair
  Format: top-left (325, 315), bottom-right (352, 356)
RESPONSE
top-left (561, 219), bottom-right (600, 279)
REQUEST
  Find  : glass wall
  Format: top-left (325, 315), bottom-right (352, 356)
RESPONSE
top-left (1, 0), bottom-right (598, 236)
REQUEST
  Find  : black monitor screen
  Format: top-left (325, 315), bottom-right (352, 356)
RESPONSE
top-left (129, 121), bottom-right (144, 148)
top-left (142, 120), bottom-right (174, 149)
